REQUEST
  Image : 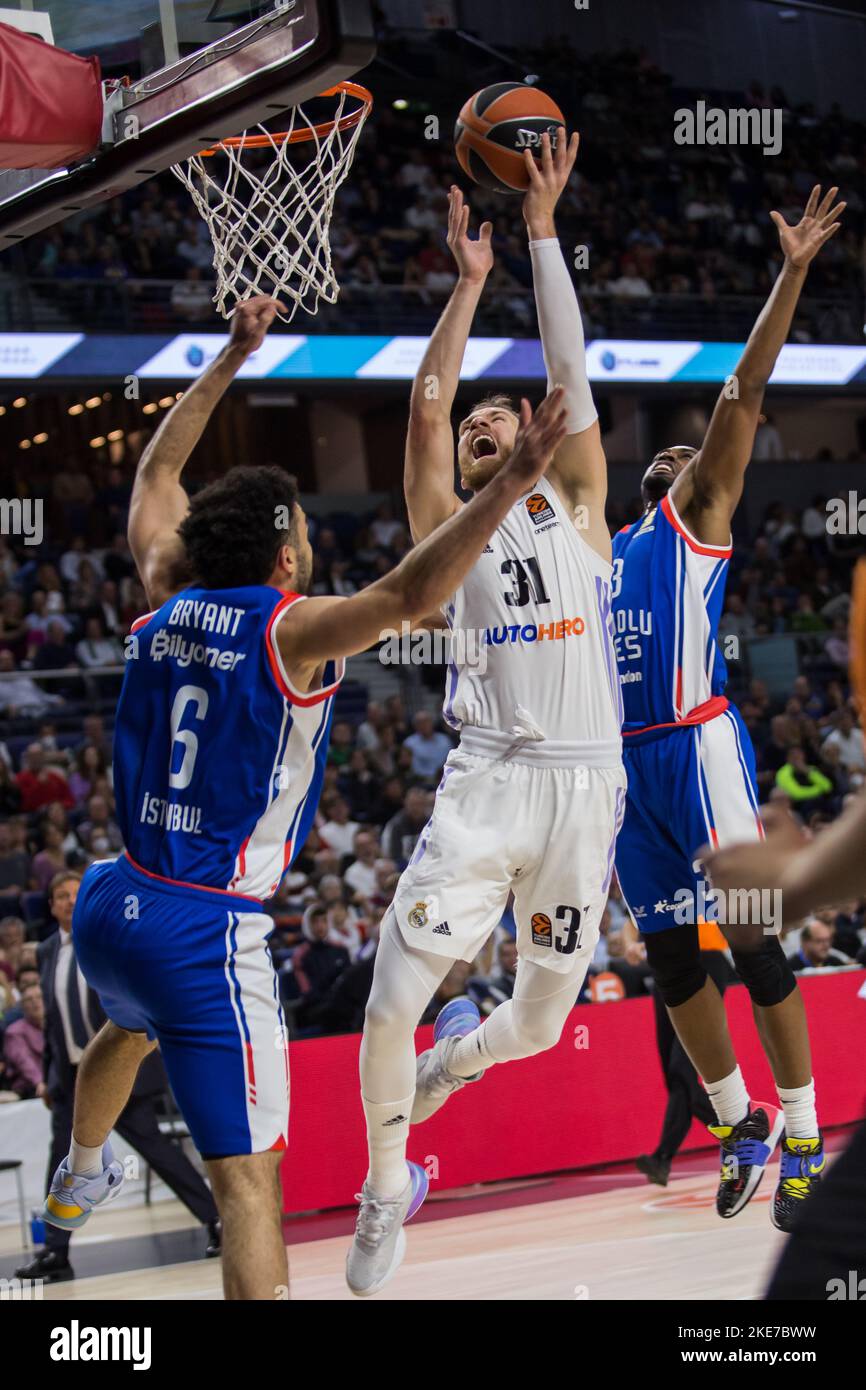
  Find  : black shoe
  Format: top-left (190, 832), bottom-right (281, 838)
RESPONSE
top-left (635, 1153), bottom-right (671, 1186)
top-left (709, 1102), bottom-right (785, 1219)
top-left (14, 1248), bottom-right (75, 1283)
top-left (205, 1220), bottom-right (222, 1257)
top-left (772, 1133), bottom-right (825, 1233)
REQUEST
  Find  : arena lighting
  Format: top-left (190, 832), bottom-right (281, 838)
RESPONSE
top-left (392, 98), bottom-right (408, 110)
top-left (0, 405), bottom-right (6, 415)
top-left (68, 403), bottom-right (85, 415)
top-left (85, 396), bottom-right (102, 408)
top-left (142, 402), bottom-right (158, 414)
top-left (175, 392), bottom-right (183, 399)
top-left (158, 396), bottom-right (174, 407)
top-left (18, 439), bottom-right (31, 448)
top-left (89, 436), bottom-right (106, 447)
top-left (12, 396), bottom-right (26, 407)
top-left (33, 432), bottom-right (48, 443)
top-left (107, 429), bottom-right (124, 441)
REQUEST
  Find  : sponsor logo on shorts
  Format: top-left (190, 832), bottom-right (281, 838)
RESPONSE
top-left (432, 921), bottom-right (451, 936)
top-left (531, 912), bottom-right (552, 947)
top-left (525, 492), bottom-right (556, 526)
top-left (408, 901), bottom-right (430, 929)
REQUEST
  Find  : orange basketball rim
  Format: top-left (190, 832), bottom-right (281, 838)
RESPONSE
top-left (197, 81), bottom-right (372, 156)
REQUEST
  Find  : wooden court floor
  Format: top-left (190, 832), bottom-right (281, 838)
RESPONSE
top-left (0, 1159), bottom-right (795, 1301)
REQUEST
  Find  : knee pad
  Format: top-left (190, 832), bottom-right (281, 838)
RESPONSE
top-left (730, 935), bottom-right (796, 1008)
top-left (645, 926), bottom-right (707, 1009)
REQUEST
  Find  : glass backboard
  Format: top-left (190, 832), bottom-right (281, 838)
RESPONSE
top-left (0, 0), bottom-right (375, 249)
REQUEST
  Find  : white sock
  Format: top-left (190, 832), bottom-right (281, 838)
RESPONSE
top-left (705, 1066), bottom-right (751, 1127)
top-left (362, 1095), bottom-right (413, 1199)
top-left (448, 1023), bottom-right (495, 1078)
top-left (776, 1079), bottom-right (819, 1139)
top-left (69, 1138), bottom-right (104, 1178)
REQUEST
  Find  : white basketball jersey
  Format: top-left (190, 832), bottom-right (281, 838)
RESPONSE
top-left (442, 475), bottom-right (623, 745)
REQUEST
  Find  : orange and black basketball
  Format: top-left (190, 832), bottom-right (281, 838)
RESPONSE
top-left (454, 83), bottom-right (566, 194)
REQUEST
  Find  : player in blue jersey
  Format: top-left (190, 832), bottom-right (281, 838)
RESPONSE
top-left (40, 295), bottom-right (569, 1299)
top-left (612, 187), bottom-right (845, 1230)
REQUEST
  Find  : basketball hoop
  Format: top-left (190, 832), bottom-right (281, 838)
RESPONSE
top-left (171, 81), bottom-right (372, 322)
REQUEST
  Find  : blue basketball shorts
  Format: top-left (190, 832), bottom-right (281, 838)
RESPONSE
top-left (615, 705), bottom-right (764, 936)
top-left (73, 854), bottom-right (289, 1158)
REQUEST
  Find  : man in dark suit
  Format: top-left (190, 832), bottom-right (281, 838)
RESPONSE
top-left (15, 870), bottom-right (220, 1284)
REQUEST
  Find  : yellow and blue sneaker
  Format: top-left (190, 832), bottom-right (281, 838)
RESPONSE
top-left (772, 1134), bottom-right (824, 1232)
top-left (43, 1142), bottom-right (125, 1231)
top-left (709, 1103), bottom-right (785, 1219)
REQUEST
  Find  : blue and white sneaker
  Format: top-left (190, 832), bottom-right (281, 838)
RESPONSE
top-left (708, 1103), bottom-right (785, 1219)
top-left (43, 1142), bottom-right (125, 1231)
top-left (346, 1161), bottom-right (429, 1297)
top-left (411, 995), bottom-right (484, 1125)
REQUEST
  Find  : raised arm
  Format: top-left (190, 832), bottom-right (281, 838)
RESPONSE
top-left (279, 391), bottom-right (568, 684)
top-left (522, 131), bottom-right (610, 561)
top-left (672, 186), bottom-right (845, 546)
top-left (128, 296), bottom-right (284, 609)
top-left (404, 188), bottom-right (493, 543)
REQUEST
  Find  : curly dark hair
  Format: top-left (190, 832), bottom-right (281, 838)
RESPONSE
top-left (178, 465), bottom-right (300, 589)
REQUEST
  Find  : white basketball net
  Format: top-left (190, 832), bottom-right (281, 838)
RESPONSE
top-left (171, 84), bottom-right (371, 322)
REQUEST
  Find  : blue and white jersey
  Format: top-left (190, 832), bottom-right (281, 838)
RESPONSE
top-left (114, 586), bottom-right (342, 901)
top-left (610, 492), bottom-right (732, 738)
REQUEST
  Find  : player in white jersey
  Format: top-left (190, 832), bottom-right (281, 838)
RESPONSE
top-left (347, 132), bottom-right (626, 1296)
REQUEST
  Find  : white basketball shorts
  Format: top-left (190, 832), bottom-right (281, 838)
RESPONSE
top-left (391, 732), bottom-right (626, 974)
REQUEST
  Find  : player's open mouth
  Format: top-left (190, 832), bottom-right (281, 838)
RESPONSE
top-left (471, 434), bottom-right (497, 460)
top-left (651, 461), bottom-right (674, 476)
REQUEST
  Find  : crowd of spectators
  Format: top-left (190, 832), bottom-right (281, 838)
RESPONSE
top-left (1, 468), bottom-right (864, 1098)
top-left (4, 45), bottom-right (864, 337)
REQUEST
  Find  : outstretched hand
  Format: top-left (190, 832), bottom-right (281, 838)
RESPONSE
top-left (228, 295), bottom-right (288, 355)
top-left (522, 129), bottom-right (580, 238)
top-left (446, 186), bottom-right (494, 283)
top-left (771, 185), bottom-right (846, 270)
top-left (698, 803), bottom-right (810, 898)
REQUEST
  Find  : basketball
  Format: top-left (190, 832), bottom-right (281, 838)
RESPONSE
top-left (454, 82), bottom-right (566, 193)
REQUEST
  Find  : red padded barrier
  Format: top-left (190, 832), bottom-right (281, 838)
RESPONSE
top-left (281, 970), bottom-right (866, 1213)
top-left (0, 23), bottom-right (102, 168)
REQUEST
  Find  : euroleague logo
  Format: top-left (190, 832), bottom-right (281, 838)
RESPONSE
top-left (531, 912), bottom-right (552, 946)
top-left (525, 492), bottom-right (555, 526)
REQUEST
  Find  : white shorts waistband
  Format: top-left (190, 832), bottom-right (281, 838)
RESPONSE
top-left (457, 725), bottom-right (623, 769)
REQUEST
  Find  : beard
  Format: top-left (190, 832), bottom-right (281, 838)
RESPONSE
top-left (293, 548), bottom-right (313, 595)
top-left (460, 448), bottom-right (511, 493)
top-left (640, 467), bottom-right (674, 507)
